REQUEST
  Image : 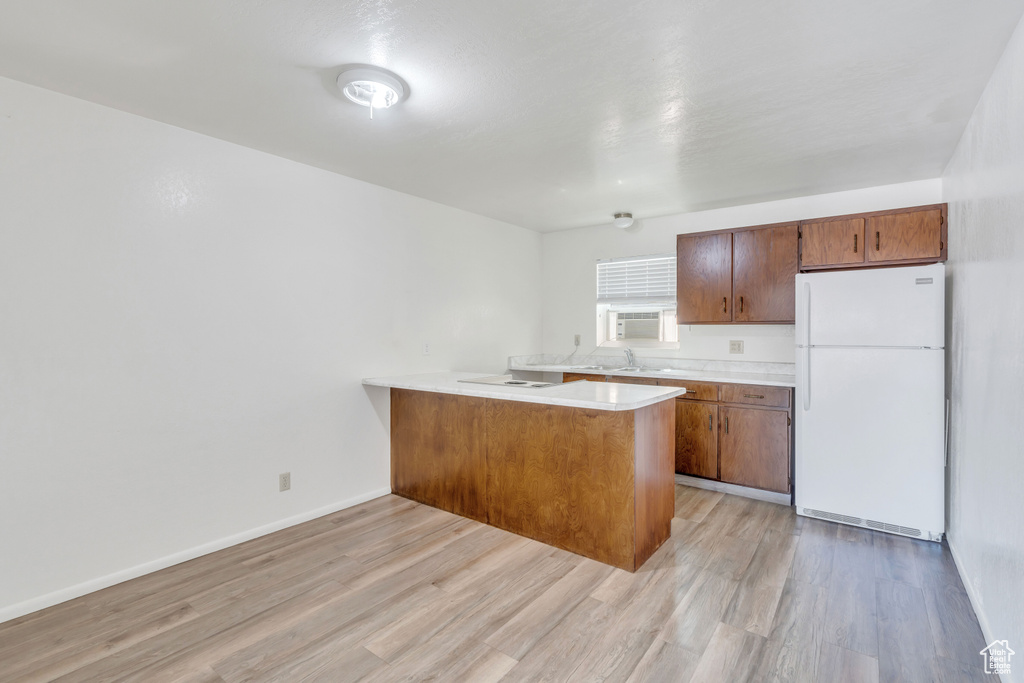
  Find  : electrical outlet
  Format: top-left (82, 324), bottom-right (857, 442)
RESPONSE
top-left (422, 343), bottom-right (430, 355)
top-left (729, 340), bottom-right (744, 354)
top-left (574, 334), bottom-right (581, 347)
top-left (279, 472), bottom-right (291, 492)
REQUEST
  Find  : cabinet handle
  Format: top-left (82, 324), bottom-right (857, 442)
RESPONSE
top-left (743, 393), bottom-right (765, 399)
top-left (722, 297), bottom-right (727, 313)
top-left (876, 231), bottom-right (880, 251)
top-left (686, 389), bottom-right (696, 394)
top-left (853, 234), bottom-right (857, 253)
top-left (708, 414), bottom-right (713, 431)
top-left (725, 417), bottom-right (729, 434)
top-left (739, 296), bottom-right (744, 313)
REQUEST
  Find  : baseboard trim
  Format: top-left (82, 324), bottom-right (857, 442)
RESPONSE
top-left (0, 487), bottom-right (392, 625)
top-left (675, 474), bottom-right (791, 506)
top-left (946, 534), bottom-right (998, 666)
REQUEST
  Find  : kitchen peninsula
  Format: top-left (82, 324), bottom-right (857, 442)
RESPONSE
top-left (362, 372), bottom-right (684, 571)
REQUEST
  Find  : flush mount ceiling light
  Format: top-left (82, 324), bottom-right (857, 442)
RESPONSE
top-left (337, 67), bottom-right (406, 120)
top-left (613, 212), bottom-right (634, 229)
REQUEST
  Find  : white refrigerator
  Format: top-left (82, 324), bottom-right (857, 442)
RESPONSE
top-left (795, 263), bottom-right (946, 541)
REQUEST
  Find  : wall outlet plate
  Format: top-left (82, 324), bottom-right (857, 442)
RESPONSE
top-left (729, 340), bottom-right (744, 354)
top-left (279, 472), bottom-right (291, 492)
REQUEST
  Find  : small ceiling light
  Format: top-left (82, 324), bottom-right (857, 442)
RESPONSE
top-left (613, 212), bottom-right (634, 229)
top-left (337, 67), bottom-right (406, 120)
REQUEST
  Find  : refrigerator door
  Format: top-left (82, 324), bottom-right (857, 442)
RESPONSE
top-left (795, 263), bottom-right (945, 348)
top-left (796, 346), bottom-right (945, 536)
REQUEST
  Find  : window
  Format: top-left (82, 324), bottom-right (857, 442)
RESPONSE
top-left (596, 254), bottom-right (678, 347)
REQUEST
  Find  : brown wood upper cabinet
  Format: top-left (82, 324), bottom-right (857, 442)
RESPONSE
top-left (732, 224), bottom-right (799, 323)
top-left (800, 217), bottom-right (865, 268)
top-left (867, 207), bottom-right (944, 263)
top-left (800, 204), bottom-right (946, 271)
top-left (676, 232), bottom-right (733, 323)
top-left (676, 223), bottom-right (798, 324)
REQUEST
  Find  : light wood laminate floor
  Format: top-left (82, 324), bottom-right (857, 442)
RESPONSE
top-left (0, 487), bottom-right (989, 682)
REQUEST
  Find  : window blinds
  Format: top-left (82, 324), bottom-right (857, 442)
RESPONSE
top-left (596, 254), bottom-right (677, 304)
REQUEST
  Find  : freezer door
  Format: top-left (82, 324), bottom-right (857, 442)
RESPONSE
top-left (795, 347), bottom-right (944, 535)
top-left (795, 263), bottom-right (944, 348)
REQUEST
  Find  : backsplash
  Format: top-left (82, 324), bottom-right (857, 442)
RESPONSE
top-left (559, 324), bottom-right (797, 365)
top-left (509, 353), bottom-right (796, 378)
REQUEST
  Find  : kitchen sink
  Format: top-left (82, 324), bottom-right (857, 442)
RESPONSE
top-left (569, 365), bottom-right (608, 370)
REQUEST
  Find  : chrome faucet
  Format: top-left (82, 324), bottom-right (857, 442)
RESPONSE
top-left (624, 348), bottom-right (636, 367)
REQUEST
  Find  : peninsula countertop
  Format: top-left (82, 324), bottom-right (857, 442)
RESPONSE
top-left (362, 371), bottom-right (685, 411)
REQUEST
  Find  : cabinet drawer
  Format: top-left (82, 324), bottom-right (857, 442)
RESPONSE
top-left (658, 379), bottom-right (719, 402)
top-left (607, 375), bottom-right (659, 386)
top-left (562, 372), bottom-right (601, 383)
top-left (720, 384), bottom-right (791, 409)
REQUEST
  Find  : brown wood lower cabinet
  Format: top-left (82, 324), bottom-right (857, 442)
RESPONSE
top-left (559, 373), bottom-right (792, 495)
top-left (674, 384), bottom-right (792, 494)
top-left (607, 375), bottom-right (659, 385)
top-left (390, 390), bottom-right (488, 522)
top-left (561, 372), bottom-right (597, 383)
top-left (391, 388), bottom-right (675, 571)
top-left (719, 406), bottom-right (790, 493)
top-left (675, 400), bottom-right (718, 479)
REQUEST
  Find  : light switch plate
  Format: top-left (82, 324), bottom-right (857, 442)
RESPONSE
top-left (729, 340), bottom-right (744, 354)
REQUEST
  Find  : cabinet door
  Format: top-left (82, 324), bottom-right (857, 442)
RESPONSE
top-left (866, 208), bottom-right (944, 263)
top-left (719, 406), bottom-right (790, 493)
top-left (733, 224), bottom-right (799, 322)
top-left (800, 218), bottom-right (865, 268)
top-left (675, 400), bottom-right (718, 478)
top-left (677, 232), bottom-right (732, 323)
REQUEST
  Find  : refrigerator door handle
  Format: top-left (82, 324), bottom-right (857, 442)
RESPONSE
top-left (802, 346), bottom-right (811, 411)
top-left (802, 282), bottom-right (811, 348)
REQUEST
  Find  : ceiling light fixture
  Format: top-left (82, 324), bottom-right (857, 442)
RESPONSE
top-left (337, 67), bottom-right (406, 120)
top-left (613, 212), bottom-right (634, 229)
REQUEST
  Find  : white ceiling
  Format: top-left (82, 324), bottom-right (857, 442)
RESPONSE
top-left (1, 1), bottom-right (1022, 232)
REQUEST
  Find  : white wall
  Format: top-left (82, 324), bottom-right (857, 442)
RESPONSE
top-left (0, 76), bottom-right (542, 622)
top-left (541, 180), bottom-right (943, 363)
top-left (943, 12), bottom-right (1024, 670)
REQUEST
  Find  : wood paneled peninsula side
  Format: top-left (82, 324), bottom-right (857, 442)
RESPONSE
top-left (362, 372), bottom-right (684, 571)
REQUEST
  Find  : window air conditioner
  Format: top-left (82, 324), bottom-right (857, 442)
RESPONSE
top-left (615, 311), bottom-right (661, 340)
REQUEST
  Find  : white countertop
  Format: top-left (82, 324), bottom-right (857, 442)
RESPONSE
top-left (362, 372), bottom-right (685, 411)
top-left (508, 355), bottom-right (796, 388)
